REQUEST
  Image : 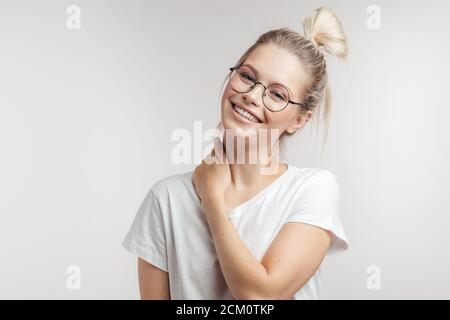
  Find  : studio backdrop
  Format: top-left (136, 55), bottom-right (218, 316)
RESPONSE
top-left (0, 0), bottom-right (449, 299)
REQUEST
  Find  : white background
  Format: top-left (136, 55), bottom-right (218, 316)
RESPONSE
top-left (1, 0), bottom-right (449, 299)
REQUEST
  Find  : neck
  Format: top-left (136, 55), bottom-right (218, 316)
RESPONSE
top-left (221, 133), bottom-right (285, 189)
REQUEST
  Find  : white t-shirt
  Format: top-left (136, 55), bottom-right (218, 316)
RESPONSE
top-left (122, 163), bottom-right (349, 300)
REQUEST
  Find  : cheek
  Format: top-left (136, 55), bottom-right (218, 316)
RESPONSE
top-left (221, 85), bottom-right (234, 110)
top-left (265, 109), bottom-right (292, 129)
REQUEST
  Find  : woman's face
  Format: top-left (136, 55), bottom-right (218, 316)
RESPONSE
top-left (221, 44), bottom-right (312, 140)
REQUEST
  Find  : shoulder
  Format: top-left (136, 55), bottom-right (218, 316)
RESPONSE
top-left (287, 165), bottom-right (339, 188)
top-left (149, 170), bottom-right (196, 200)
top-left (285, 166), bottom-right (348, 254)
top-left (285, 165), bottom-right (340, 203)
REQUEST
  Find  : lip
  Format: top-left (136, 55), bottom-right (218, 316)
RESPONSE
top-left (230, 100), bottom-right (263, 123)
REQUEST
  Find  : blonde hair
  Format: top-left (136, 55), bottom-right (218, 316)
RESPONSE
top-left (221, 6), bottom-right (348, 152)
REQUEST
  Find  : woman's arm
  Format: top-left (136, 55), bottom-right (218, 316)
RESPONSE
top-left (137, 257), bottom-right (170, 299)
top-left (203, 198), bottom-right (331, 300)
top-left (192, 155), bottom-right (331, 299)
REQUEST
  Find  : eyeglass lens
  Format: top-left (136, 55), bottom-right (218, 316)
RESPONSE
top-left (230, 65), bottom-right (290, 111)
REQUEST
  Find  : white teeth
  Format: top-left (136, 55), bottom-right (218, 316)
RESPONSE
top-left (232, 104), bottom-right (260, 123)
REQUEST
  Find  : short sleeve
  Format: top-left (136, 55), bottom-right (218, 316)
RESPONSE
top-left (285, 172), bottom-right (349, 255)
top-left (122, 189), bottom-right (168, 272)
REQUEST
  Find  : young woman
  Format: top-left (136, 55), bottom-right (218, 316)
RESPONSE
top-left (123, 6), bottom-right (349, 300)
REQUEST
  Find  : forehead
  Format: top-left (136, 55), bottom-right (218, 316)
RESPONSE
top-left (242, 44), bottom-right (309, 100)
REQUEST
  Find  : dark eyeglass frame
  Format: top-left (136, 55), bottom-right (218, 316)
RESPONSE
top-left (229, 64), bottom-right (309, 112)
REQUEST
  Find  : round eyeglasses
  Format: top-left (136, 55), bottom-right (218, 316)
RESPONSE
top-left (229, 64), bottom-right (309, 112)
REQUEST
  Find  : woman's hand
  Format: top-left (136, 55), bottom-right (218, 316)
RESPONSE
top-left (192, 139), bottom-right (231, 211)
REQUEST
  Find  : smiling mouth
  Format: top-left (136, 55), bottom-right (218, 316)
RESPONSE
top-left (231, 102), bottom-right (262, 123)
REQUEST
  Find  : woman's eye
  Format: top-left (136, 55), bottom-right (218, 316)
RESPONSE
top-left (240, 72), bottom-right (255, 82)
top-left (272, 91), bottom-right (285, 100)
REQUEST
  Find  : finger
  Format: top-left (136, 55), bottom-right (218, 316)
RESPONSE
top-left (213, 137), bottom-right (226, 164)
top-left (204, 146), bottom-right (216, 165)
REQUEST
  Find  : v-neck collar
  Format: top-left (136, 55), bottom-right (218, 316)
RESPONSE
top-left (227, 163), bottom-right (292, 217)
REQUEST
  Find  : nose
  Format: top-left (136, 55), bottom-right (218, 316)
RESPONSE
top-left (242, 82), bottom-right (265, 107)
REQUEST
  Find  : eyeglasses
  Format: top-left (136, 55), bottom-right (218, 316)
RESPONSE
top-left (228, 64), bottom-right (308, 112)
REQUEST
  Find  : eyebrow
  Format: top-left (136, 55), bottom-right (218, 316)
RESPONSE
top-left (243, 62), bottom-right (296, 100)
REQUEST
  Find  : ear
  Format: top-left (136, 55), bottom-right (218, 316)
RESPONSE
top-left (286, 111), bottom-right (313, 134)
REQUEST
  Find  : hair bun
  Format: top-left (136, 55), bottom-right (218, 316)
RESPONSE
top-left (302, 6), bottom-right (348, 59)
